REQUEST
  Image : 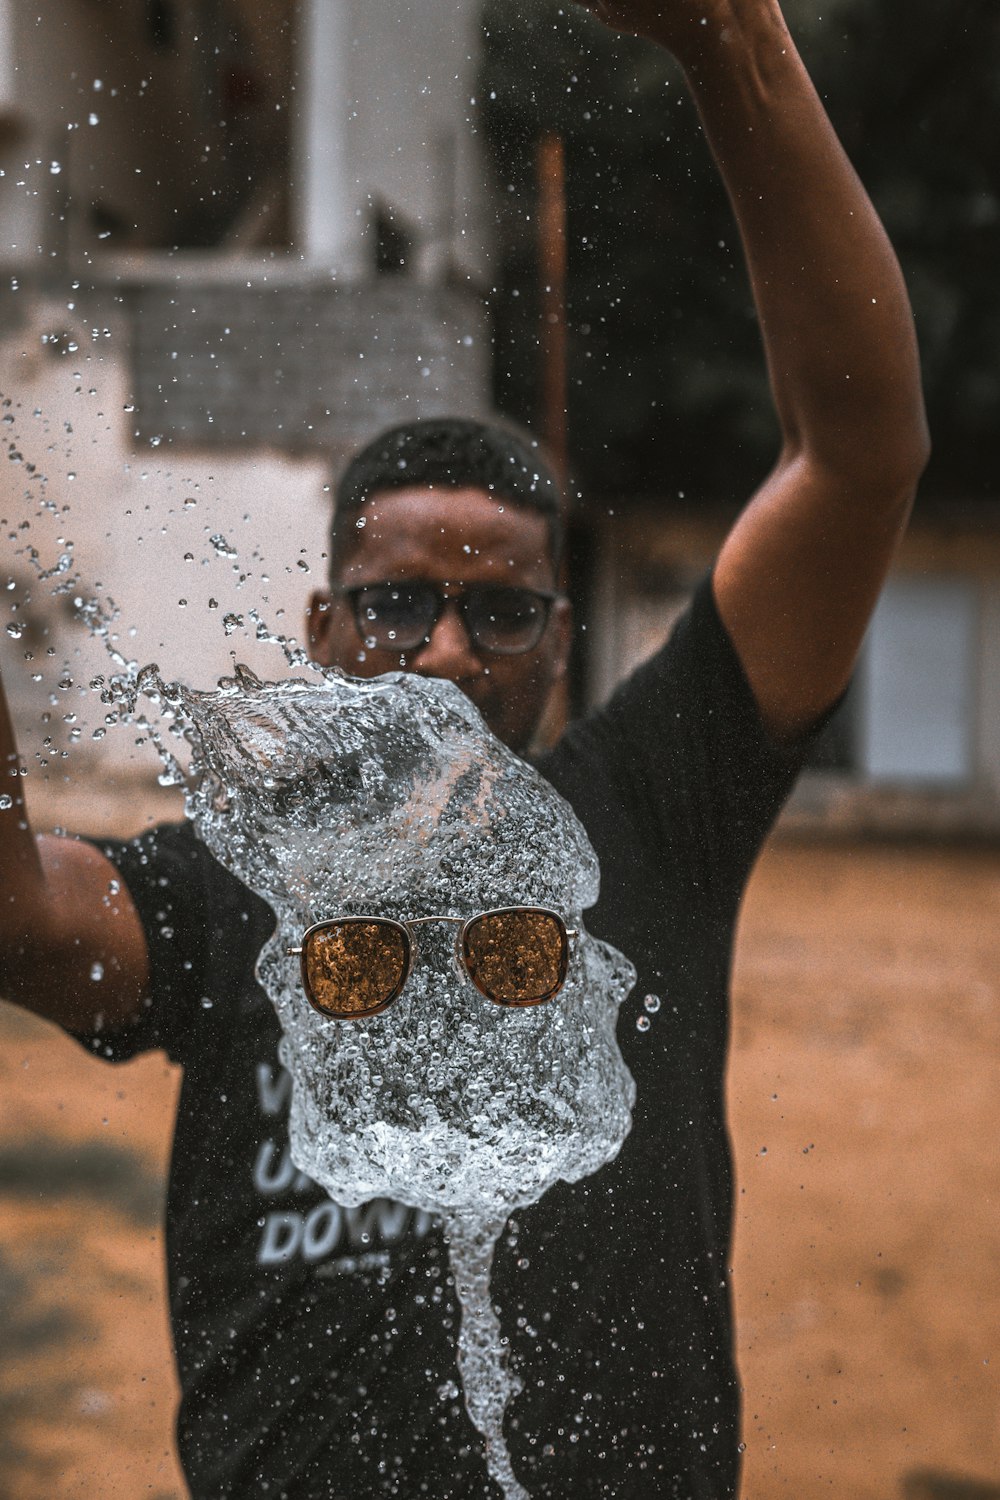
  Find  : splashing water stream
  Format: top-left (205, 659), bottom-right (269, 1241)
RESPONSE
top-left (446, 1212), bottom-right (528, 1500)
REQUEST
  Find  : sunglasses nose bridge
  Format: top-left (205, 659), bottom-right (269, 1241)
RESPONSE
top-left (400, 915), bottom-right (468, 976)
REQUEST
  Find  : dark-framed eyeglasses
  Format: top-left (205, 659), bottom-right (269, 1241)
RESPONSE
top-left (335, 581), bottom-right (564, 656)
top-left (286, 906), bottom-right (576, 1019)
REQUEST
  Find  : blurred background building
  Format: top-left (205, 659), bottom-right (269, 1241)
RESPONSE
top-left (2, 0), bottom-right (999, 833)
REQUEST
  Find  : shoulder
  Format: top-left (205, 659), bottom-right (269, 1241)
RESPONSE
top-left (538, 572), bottom-right (726, 773)
top-left (537, 569), bottom-right (817, 876)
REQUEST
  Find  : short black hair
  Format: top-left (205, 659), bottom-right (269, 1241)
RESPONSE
top-left (329, 416), bottom-right (564, 576)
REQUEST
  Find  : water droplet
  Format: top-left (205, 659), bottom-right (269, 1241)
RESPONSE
top-left (89, 962), bottom-right (104, 982)
top-left (636, 1015), bottom-right (651, 1032)
top-left (0, 794), bottom-right (13, 811)
top-left (643, 993), bottom-right (661, 1013)
top-left (232, 663), bottom-right (263, 689)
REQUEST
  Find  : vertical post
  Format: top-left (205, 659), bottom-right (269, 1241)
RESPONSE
top-left (535, 131), bottom-right (572, 747)
top-left (0, 1), bottom-right (14, 118)
top-left (292, 0), bottom-right (364, 274)
top-left (536, 131), bottom-right (568, 495)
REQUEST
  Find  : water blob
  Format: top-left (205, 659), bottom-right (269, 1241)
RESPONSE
top-left (176, 667), bottom-right (636, 1498)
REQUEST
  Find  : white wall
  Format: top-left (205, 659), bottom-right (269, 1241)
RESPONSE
top-left (857, 578), bottom-right (977, 785)
top-left (292, 0), bottom-right (494, 281)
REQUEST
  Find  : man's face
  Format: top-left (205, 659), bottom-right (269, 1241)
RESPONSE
top-left (307, 487), bottom-right (571, 753)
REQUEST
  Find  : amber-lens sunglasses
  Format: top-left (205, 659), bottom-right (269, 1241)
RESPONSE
top-left (286, 907), bottom-right (576, 1020)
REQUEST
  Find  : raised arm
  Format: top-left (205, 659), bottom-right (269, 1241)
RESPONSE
top-left (581, 0), bottom-right (929, 739)
top-left (0, 655), bottom-right (149, 1033)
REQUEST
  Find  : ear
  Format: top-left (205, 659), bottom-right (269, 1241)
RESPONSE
top-left (306, 589), bottom-right (334, 666)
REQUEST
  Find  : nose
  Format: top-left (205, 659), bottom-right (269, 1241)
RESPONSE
top-left (411, 598), bottom-right (482, 680)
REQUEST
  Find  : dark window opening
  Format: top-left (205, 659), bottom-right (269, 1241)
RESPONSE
top-left (374, 203), bottom-right (415, 276)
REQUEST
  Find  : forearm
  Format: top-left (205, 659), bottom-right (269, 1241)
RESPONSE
top-left (0, 665), bottom-right (149, 1030)
top-left (665, 0), bottom-right (928, 492)
top-left (0, 669), bottom-right (48, 922)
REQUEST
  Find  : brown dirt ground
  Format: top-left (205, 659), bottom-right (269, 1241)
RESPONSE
top-left (1, 838), bottom-right (998, 1499)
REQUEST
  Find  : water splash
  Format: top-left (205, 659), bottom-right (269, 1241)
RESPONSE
top-left (177, 667), bottom-right (637, 1496)
top-left (447, 1212), bottom-right (528, 1500)
top-left (2, 407), bottom-right (314, 770)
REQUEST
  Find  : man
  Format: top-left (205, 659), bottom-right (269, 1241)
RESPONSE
top-left (0, 0), bottom-right (927, 1495)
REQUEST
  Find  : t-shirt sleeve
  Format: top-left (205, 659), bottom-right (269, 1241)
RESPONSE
top-left (71, 820), bottom-right (263, 1067)
top-left (542, 571), bottom-right (825, 901)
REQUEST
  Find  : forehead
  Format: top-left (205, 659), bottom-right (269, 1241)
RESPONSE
top-left (335, 486), bottom-right (554, 585)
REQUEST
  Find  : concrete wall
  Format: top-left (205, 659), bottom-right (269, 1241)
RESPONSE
top-left (127, 273), bottom-right (490, 453)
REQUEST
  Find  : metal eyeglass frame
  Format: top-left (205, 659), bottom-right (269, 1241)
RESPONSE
top-left (286, 905), bottom-right (578, 1019)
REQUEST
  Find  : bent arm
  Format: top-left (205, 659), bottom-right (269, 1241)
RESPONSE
top-left (0, 660), bottom-right (150, 1033)
top-left (587, 0), bottom-right (930, 738)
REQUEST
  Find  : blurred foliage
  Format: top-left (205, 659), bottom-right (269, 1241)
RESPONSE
top-left (481, 0), bottom-right (1000, 502)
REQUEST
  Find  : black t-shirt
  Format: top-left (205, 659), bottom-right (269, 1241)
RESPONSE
top-left (76, 576), bottom-right (812, 1499)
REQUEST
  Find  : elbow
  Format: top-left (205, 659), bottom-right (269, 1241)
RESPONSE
top-left (814, 406), bottom-right (931, 520)
top-left (883, 414), bottom-right (931, 519)
top-left (876, 378), bottom-right (932, 496)
top-left (900, 404), bottom-right (932, 490)
top-left (859, 382), bottom-right (932, 499)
